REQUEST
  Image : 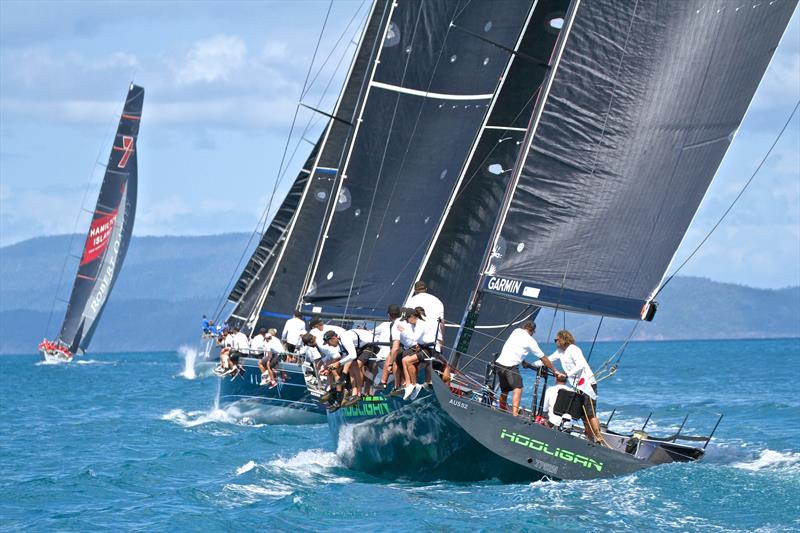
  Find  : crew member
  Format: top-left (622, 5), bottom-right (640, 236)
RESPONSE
top-left (281, 310), bottom-right (306, 353)
top-left (540, 372), bottom-right (570, 427)
top-left (495, 321), bottom-right (560, 416)
top-left (548, 329), bottom-right (604, 443)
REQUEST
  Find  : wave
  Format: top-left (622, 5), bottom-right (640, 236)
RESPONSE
top-left (732, 449), bottom-right (800, 473)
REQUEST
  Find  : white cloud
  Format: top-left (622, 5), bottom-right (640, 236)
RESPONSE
top-left (175, 34), bottom-right (247, 85)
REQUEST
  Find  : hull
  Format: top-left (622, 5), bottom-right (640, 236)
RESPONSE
top-left (327, 388), bottom-right (546, 482)
top-left (40, 349), bottom-right (72, 363)
top-left (431, 375), bottom-right (704, 480)
top-left (218, 357), bottom-right (326, 424)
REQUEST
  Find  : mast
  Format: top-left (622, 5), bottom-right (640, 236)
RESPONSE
top-left (451, 0), bottom-right (581, 363)
top-left (58, 84), bottom-right (144, 354)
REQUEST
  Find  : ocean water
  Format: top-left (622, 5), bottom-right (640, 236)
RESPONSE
top-left (1, 338), bottom-right (798, 532)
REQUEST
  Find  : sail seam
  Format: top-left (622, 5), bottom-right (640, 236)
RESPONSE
top-left (369, 81), bottom-right (493, 100)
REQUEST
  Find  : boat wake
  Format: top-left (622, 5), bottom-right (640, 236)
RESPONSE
top-left (160, 407), bottom-right (264, 429)
top-left (219, 450), bottom-right (351, 508)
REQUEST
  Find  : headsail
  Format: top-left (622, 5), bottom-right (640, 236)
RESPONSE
top-left (58, 84), bottom-right (144, 354)
top-left (303, 0), bottom-right (536, 319)
top-left (482, 0), bottom-right (797, 320)
top-left (226, 0), bottom-right (393, 332)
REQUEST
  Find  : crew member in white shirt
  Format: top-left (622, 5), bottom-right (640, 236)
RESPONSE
top-left (357, 305), bottom-right (401, 394)
top-left (547, 329), bottom-right (604, 443)
top-left (258, 328), bottom-right (286, 387)
top-left (249, 328), bottom-right (268, 354)
top-left (318, 328), bottom-right (362, 406)
top-left (540, 373), bottom-right (571, 427)
top-left (308, 317), bottom-right (325, 344)
top-left (495, 321), bottom-right (560, 416)
top-left (381, 307), bottom-right (426, 400)
top-left (281, 311), bottom-right (306, 353)
top-left (405, 281), bottom-right (444, 352)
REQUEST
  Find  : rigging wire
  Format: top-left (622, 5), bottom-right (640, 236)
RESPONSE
top-left (211, 1), bottom-right (368, 321)
top-left (653, 98), bottom-right (800, 299)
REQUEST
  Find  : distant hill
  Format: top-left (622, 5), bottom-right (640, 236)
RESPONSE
top-left (0, 233), bottom-right (797, 354)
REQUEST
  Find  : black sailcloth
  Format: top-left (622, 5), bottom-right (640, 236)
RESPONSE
top-left (303, 0), bottom-right (534, 319)
top-left (484, 0), bottom-right (797, 320)
top-left (228, 0), bottom-right (392, 333)
top-left (59, 84), bottom-right (144, 354)
top-left (416, 0), bottom-right (570, 368)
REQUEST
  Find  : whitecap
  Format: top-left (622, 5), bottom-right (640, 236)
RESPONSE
top-left (732, 449), bottom-right (800, 473)
top-left (236, 460), bottom-right (257, 476)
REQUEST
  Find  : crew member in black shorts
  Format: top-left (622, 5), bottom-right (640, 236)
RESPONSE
top-left (494, 321), bottom-right (561, 416)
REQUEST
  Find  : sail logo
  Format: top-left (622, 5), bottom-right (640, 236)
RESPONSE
top-left (88, 196), bottom-right (129, 316)
top-left (81, 211), bottom-right (118, 265)
top-left (500, 429), bottom-right (604, 472)
top-left (487, 277), bottom-right (522, 295)
top-left (115, 136), bottom-right (135, 169)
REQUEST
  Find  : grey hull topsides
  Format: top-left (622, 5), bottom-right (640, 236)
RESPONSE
top-left (431, 375), bottom-right (648, 480)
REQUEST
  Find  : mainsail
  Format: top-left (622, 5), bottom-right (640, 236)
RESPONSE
top-left (58, 84), bottom-right (144, 354)
top-left (303, 0), bottom-right (537, 319)
top-left (481, 0), bottom-right (797, 321)
top-left (226, 0), bottom-right (392, 333)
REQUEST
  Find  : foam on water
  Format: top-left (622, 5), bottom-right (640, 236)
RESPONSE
top-left (177, 346), bottom-right (198, 379)
top-left (732, 449), bottom-right (800, 473)
top-left (160, 407), bottom-right (263, 428)
top-left (266, 449), bottom-right (350, 483)
top-left (236, 460), bottom-right (257, 475)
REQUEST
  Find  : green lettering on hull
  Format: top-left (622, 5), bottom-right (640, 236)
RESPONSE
top-left (342, 396), bottom-right (391, 417)
top-left (500, 429), bottom-right (604, 472)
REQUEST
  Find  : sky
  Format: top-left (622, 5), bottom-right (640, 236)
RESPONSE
top-left (0, 1), bottom-right (798, 289)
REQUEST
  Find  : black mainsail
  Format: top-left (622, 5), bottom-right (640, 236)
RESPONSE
top-left (481, 0), bottom-right (798, 321)
top-left (303, 0), bottom-right (536, 320)
top-left (49, 84), bottom-right (144, 356)
top-left (225, 0), bottom-right (392, 333)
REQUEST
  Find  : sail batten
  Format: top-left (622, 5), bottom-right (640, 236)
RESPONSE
top-left (482, 0), bottom-right (797, 321)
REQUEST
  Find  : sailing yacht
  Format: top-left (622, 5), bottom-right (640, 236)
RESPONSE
top-left (39, 84), bottom-right (144, 363)
top-left (297, 0), bottom-right (795, 480)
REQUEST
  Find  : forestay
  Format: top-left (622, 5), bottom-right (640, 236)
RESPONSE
top-left (484, 0), bottom-right (797, 320)
top-left (228, 0), bottom-right (392, 333)
top-left (303, 0), bottom-right (535, 319)
top-left (59, 84), bottom-right (144, 354)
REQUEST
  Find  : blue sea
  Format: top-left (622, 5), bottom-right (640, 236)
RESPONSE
top-left (1, 338), bottom-right (798, 532)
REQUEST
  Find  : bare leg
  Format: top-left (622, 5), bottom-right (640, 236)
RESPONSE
top-left (402, 355), bottom-right (419, 386)
top-left (511, 388), bottom-right (523, 416)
